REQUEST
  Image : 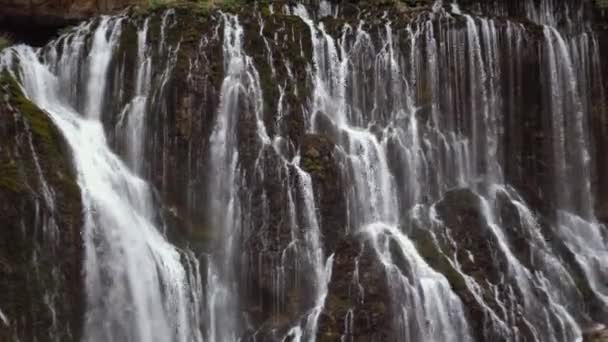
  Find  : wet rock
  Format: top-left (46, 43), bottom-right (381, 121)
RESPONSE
top-left (2, 1), bottom-right (606, 340)
top-left (0, 0), bottom-right (141, 45)
top-left (0, 72), bottom-right (84, 341)
top-left (314, 111), bottom-right (340, 139)
top-left (301, 133), bottom-right (345, 252)
top-left (318, 236), bottom-right (395, 341)
top-left (412, 188), bottom-right (534, 342)
top-left (592, 25), bottom-right (608, 225)
top-left (585, 325), bottom-right (608, 342)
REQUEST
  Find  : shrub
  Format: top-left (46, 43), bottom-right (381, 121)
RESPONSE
top-left (0, 34), bottom-right (12, 51)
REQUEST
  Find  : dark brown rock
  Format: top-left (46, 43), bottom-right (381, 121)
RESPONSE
top-left (585, 326), bottom-right (608, 342)
top-left (318, 236), bottom-right (395, 341)
top-left (0, 0), bottom-right (141, 45)
top-left (301, 133), bottom-right (345, 252)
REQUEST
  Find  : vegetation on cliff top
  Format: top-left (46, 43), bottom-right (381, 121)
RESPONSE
top-left (0, 34), bottom-right (12, 51)
top-left (147, 0), bottom-right (250, 12)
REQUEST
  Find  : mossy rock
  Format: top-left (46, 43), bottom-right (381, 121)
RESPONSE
top-left (413, 231), bottom-right (468, 292)
top-left (0, 35), bottom-right (12, 51)
top-left (3, 72), bottom-right (55, 146)
top-left (0, 71), bottom-right (84, 342)
top-left (0, 160), bottom-right (26, 193)
top-left (301, 134), bottom-right (335, 179)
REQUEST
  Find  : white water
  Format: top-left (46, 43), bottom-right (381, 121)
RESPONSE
top-left (206, 12), bottom-right (332, 341)
top-left (125, 18), bottom-right (152, 174)
top-left (363, 222), bottom-right (472, 341)
top-left (85, 17), bottom-right (123, 120)
top-left (0, 307), bottom-right (8, 327)
top-left (295, 4), bottom-right (474, 340)
top-left (1, 2), bottom-right (607, 341)
top-left (205, 14), bottom-right (244, 341)
top-left (542, 14), bottom-right (608, 312)
top-left (286, 164), bottom-right (334, 342)
top-left (293, 1), bottom-right (608, 340)
top-left (2, 25), bottom-right (203, 342)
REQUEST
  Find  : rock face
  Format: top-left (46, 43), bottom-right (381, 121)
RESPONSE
top-left (0, 0), bottom-right (607, 341)
top-left (0, 0), bottom-right (141, 45)
top-left (0, 0), bottom-right (139, 20)
top-left (586, 327), bottom-right (608, 342)
top-left (0, 72), bottom-right (83, 341)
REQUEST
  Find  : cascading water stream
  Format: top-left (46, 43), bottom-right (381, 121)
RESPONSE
top-left (294, 4), bottom-right (474, 341)
top-left (1, 20), bottom-right (203, 342)
top-left (293, 1), bottom-right (608, 340)
top-left (124, 18), bottom-right (153, 173)
top-left (206, 12), bottom-right (333, 341)
top-left (1, 1), bottom-right (607, 341)
top-left (528, 0), bottom-right (608, 313)
top-left (85, 17), bottom-right (123, 121)
top-left (205, 13), bottom-right (247, 341)
top-left (283, 162), bottom-right (334, 342)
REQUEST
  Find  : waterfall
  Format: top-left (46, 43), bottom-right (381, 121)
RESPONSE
top-left (542, 26), bottom-right (608, 311)
top-left (295, 4), bottom-right (474, 341)
top-left (124, 18), bottom-right (153, 173)
top-left (1, 1), bottom-right (607, 341)
top-left (293, 1), bottom-right (607, 340)
top-left (84, 17), bottom-right (123, 121)
top-left (284, 164), bottom-right (334, 342)
top-left (205, 13), bottom-right (247, 341)
top-left (205, 12), bottom-right (332, 341)
top-left (1, 23), bottom-right (203, 342)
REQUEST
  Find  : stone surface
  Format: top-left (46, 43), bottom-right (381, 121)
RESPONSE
top-left (586, 326), bottom-right (608, 342)
top-left (0, 0), bottom-right (139, 20)
top-left (0, 0), bottom-right (607, 340)
top-left (0, 0), bottom-right (142, 45)
top-left (0, 72), bottom-right (84, 341)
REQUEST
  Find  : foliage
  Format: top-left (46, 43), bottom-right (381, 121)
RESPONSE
top-left (147, 0), bottom-right (248, 11)
top-left (0, 34), bottom-right (12, 51)
top-left (148, 0), bottom-right (172, 9)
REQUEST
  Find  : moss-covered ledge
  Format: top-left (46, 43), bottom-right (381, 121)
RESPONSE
top-left (0, 71), bottom-right (84, 342)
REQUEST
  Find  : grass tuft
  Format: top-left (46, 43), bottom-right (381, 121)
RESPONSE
top-left (0, 33), bottom-right (13, 51)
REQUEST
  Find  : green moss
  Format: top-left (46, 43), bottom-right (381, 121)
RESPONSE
top-left (148, 0), bottom-right (172, 9)
top-left (0, 160), bottom-right (26, 193)
top-left (302, 156), bottom-right (325, 177)
top-left (414, 233), bottom-right (467, 292)
top-left (0, 64), bottom-right (83, 342)
top-left (0, 34), bottom-right (11, 51)
top-left (189, 223), bottom-right (217, 241)
top-left (144, 0), bottom-right (249, 13)
top-left (1, 72), bottom-right (58, 153)
top-left (0, 71), bottom-right (81, 209)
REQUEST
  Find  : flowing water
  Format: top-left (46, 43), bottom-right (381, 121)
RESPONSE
top-left (1, 0), bottom-right (607, 341)
top-left (293, 0), bottom-right (606, 340)
top-left (2, 19), bottom-right (203, 342)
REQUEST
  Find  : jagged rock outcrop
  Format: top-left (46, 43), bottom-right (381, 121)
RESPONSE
top-left (0, 72), bottom-right (83, 341)
top-left (0, 0), bottom-right (607, 341)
